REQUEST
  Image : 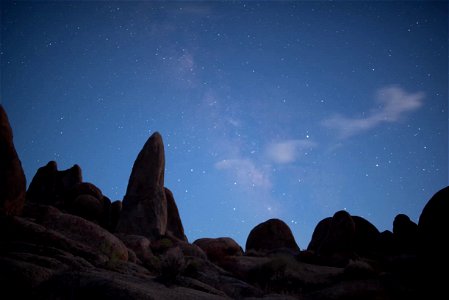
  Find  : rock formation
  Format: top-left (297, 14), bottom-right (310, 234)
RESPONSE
top-left (194, 237), bottom-right (243, 262)
top-left (26, 161), bottom-right (82, 207)
top-left (165, 187), bottom-right (187, 241)
top-left (116, 132), bottom-right (168, 240)
top-left (352, 215), bottom-right (381, 257)
top-left (1, 106), bottom-right (447, 299)
top-left (246, 218), bottom-right (300, 254)
top-left (307, 217), bottom-right (331, 253)
top-left (418, 186), bottom-right (449, 254)
top-left (317, 210), bottom-right (355, 263)
top-left (0, 105), bottom-right (26, 216)
top-left (308, 212), bottom-right (382, 264)
top-left (418, 186), bottom-right (449, 296)
top-left (393, 213), bottom-right (417, 253)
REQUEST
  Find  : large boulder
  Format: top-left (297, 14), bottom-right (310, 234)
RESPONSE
top-left (194, 237), bottom-right (243, 262)
top-left (307, 217), bottom-right (332, 253)
top-left (418, 187), bottom-right (449, 257)
top-left (115, 234), bottom-right (154, 264)
top-left (40, 211), bottom-right (128, 262)
top-left (352, 216), bottom-right (381, 257)
top-left (318, 210), bottom-right (355, 257)
top-left (165, 187), bottom-right (187, 241)
top-left (0, 105), bottom-right (26, 216)
top-left (393, 214), bottom-right (417, 253)
top-left (418, 186), bottom-right (449, 295)
top-left (307, 211), bottom-right (355, 266)
top-left (69, 194), bottom-right (104, 224)
top-left (26, 161), bottom-right (82, 207)
top-left (65, 182), bottom-right (111, 229)
top-left (245, 219), bottom-right (300, 254)
top-left (116, 132), bottom-right (167, 240)
top-left (308, 212), bottom-right (381, 262)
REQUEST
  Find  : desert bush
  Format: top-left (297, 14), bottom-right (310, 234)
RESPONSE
top-left (158, 247), bottom-right (185, 284)
top-left (183, 257), bottom-right (202, 278)
top-left (247, 254), bottom-right (302, 294)
top-left (151, 237), bottom-right (174, 255)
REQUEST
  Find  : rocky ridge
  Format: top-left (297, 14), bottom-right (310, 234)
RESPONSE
top-left (0, 105), bottom-right (447, 299)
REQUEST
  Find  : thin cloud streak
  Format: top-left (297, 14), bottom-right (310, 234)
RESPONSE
top-left (214, 158), bottom-right (272, 189)
top-left (322, 86), bottom-right (424, 139)
top-left (266, 139), bottom-right (316, 164)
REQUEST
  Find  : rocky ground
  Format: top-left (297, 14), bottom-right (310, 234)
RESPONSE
top-left (1, 105), bottom-right (447, 299)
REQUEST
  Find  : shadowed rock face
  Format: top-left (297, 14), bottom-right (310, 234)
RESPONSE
top-left (417, 186), bottom-right (449, 296)
top-left (318, 210), bottom-right (355, 257)
top-left (26, 161), bottom-right (82, 207)
top-left (418, 186), bottom-right (449, 262)
top-left (0, 105), bottom-right (26, 216)
top-left (393, 214), bottom-right (417, 253)
top-left (352, 215), bottom-right (380, 256)
top-left (246, 218), bottom-right (300, 254)
top-left (308, 217), bottom-right (332, 252)
top-left (194, 237), bottom-right (243, 262)
top-left (165, 187), bottom-right (187, 242)
top-left (116, 132), bottom-right (167, 240)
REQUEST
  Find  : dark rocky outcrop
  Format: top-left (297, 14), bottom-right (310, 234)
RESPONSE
top-left (26, 163), bottom-right (115, 230)
top-left (246, 218), bottom-right (300, 255)
top-left (417, 186), bottom-right (449, 296)
top-left (165, 187), bottom-right (187, 242)
top-left (115, 234), bottom-right (154, 265)
top-left (26, 161), bottom-right (82, 207)
top-left (308, 217), bottom-right (332, 253)
top-left (393, 214), bottom-right (417, 253)
top-left (116, 132), bottom-right (168, 240)
top-left (0, 106), bottom-right (444, 299)
top-left (418, 187), bottom-right (449, 255)
top-left (352, 215), bottom-right (381, 257)
top-left (316, 210), bottom-right (355, 265)
top-left (194, 237), bottom-right (243, 262)
top-left (308, 212), bottom-right (382, 264)
top-left (0, 105), bottom-right (26, 216)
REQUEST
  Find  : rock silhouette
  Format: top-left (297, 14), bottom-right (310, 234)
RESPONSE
top-left (165, 187), bottom-right (187, 242)
top-left (418, 186), bottom-right (449, 256)
top-left (352, 215), bottom-right (381, 257)
top-left (1, 106), bottom-right (448, 299)
top-left (393, 213), bottom-right (417, 253)
top-left (307, 217), bottom-right (331, 253)
top-left (246, 218), bottom-right (300, 254)
top-left (194, 237), bottom-right (243, 262)
top-left (316, 210), bottom-right (355, 266)
top-left (0, 105), bottom-right (26, 216)
top-left (116, 132), bottom-right (168, 240)
top-left (26, 161), bottom-right (82, 207)
top-left (418, 186), bottom-right (449, 297)
top-left (308, 211), bottom-right (382, 266)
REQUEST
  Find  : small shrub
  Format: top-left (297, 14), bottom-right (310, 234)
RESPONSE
top-left (158, 247), bottom-right (185, 285)
top-left (183, 257), bottom-right (202, 278)
top-left (152, 237), bottom-right (174, 255)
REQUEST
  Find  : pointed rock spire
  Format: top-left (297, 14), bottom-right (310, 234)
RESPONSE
top-left (116, 132), bottom-right (168, 239)
top-left (165, 187), bottom-right (187, 242)
top-left (0, 105), bottom-right (26, 216)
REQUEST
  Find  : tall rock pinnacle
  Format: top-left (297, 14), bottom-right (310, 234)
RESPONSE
top-left (0, 105), bottom-right (26, 216)
top-left (116, 132), bottom-right (168, 240)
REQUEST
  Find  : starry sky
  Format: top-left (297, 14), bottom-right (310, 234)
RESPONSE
top-left (1, 1), bottom-right (448, 248)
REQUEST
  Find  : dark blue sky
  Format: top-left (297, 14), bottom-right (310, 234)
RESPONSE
top-left (1, 1), bottom-right (448, 247)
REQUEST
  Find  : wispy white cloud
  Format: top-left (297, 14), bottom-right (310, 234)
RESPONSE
top-left (322, 86), bottom-right (424, 139)
top-left (266, 139), bottom-right (316, 164)
top-left (214, 159), bottom-right (272, 189)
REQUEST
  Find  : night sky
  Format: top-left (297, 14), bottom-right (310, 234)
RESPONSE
top-left (1, 1), bottom-right (447, 247)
